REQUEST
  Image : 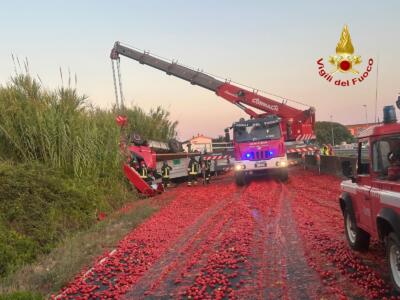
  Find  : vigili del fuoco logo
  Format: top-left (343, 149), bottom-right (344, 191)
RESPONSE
top-left (317, 25), bottom-right (373, 87)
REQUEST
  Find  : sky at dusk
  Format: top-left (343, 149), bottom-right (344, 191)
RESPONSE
top-left (0, 1), bottom-right (399, 139)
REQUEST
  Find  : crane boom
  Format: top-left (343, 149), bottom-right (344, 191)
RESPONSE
top-left (111, 41), bottom-right (315, 141)
top-left (111, 42), bottom-right (224, 92)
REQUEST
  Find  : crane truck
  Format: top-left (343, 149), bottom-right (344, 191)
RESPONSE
top-left (110, 42), bottom-right (317, 185)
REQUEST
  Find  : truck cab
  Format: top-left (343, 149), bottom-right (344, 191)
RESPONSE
top-left (232, 115), bottom-right (288, 185)
top-left (340, 104), bottom-right (400, 292)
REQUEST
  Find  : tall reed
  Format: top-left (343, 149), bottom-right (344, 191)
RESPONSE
top-left (0, 74), bottom-right (177, 178)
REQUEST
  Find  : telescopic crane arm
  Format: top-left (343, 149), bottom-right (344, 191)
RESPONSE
top-left (111, 42), bottom-right (315, 141)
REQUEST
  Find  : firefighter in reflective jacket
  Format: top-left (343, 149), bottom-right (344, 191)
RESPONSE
top-left (200, 157), bottom-right (212, 184)
top-left (161, 161), bottom-right (172, 188)
top-left (187, 157), bottom-right (199, 186)
top-left (129, 153), bottom-right (139, 169)
top-left (205, 159), bottom-right (211, 184)
top-left (138, 160), bottom-right (149, 182)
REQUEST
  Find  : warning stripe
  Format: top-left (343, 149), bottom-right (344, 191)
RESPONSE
top-left (203, 155), bottom-right (230, 160)
top-left (287, 146), bottom-right (319, 154)
top-left (295, 134), bottom-right (316, 141)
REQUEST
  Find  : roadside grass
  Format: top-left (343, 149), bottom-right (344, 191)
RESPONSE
top-left (0, 200), bottom-right (157, 298)
top-left (0, 291), bottom-right (42, 300)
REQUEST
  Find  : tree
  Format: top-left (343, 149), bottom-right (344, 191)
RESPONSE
top-left (315, 121), bottom-right (354, 146)
top-left (212, 135), bottom-right (226, 143)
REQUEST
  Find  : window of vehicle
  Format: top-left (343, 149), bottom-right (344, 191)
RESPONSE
top-left (234, 122), bottom-right (281, 143)
top-left (372, 135), bottom-right (400, 177)
top-left (357, 140), bottom-right (370, 175)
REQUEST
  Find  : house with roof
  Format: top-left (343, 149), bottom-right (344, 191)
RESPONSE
top-left (345, 122), bottom-right (380, 137)
top-left (182, 134), bottom-right (213, 153)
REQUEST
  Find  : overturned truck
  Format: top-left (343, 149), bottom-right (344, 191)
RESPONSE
top-left (117, 120), bottom-right (230, 196)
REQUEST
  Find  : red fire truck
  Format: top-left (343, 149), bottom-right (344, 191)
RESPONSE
top-left (110, 42), bottom-right (317, 185)
top-left (340, 100), bottom-right (400, 292)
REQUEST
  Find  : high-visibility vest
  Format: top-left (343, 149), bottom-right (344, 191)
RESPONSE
top-left (140, 167), bottom-right (148, 179)
top-left (188, 162), bottom-right (199, 175)
top-left (162, 166), bottom-right (170, 178)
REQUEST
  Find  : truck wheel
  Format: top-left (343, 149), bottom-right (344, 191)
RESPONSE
top-left (235, 173), bottom-right (246, 186)
top-left (344, 210), bottom-right (370, 251)
top-left (387, 232), bottom-right (400, 293)
top-left (279, 168), bottom-right (289, 182)
top-left (130, 132), bottom-right (145, 146)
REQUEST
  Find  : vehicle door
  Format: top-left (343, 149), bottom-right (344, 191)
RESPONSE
top-left (354, 139), bottom-right (373, 233)
top-left (370, 135), bottom-right (400, 237)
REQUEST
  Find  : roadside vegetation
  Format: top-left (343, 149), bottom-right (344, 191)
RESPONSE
top-left (0, 71), bottom-right (177, 298)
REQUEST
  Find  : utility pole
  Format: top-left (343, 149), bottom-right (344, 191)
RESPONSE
top-left (374, 54), bottom-right (379, 123)
top-left (330, 115), bottom-right (334, 146)
top-left (362, 104), bottom-right (368, 124)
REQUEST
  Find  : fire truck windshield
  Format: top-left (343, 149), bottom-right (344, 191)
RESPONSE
top-left (234, 122), bottom-right (281, 143)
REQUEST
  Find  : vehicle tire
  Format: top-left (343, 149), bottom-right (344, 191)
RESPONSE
top-left (387, 232), bottom-right (400, 293)
top-left (168, 139), bottom-right (182, 153)
top-left (279, 168), bottom-right (289, 182)
top-left (344, 210), bottom-right (370, 251)
top-left (130, 132), bottom-right (145, 146)
top-left (235, 172), bottom-right (246, 186)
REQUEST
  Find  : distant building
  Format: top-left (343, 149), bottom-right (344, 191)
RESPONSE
top-left (345, 123), bottom-right (380, 137)
top-left (182, 134), bottom-right (213, 153)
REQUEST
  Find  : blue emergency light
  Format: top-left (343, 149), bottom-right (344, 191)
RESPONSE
top-left (383, 105), bottom-right (397, 124)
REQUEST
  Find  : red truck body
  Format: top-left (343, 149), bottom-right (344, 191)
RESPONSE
top-left (340, 106), bottom-right (400, 292)
top-left (341, 122), bottom-right (400, 239)
top-left (127, 145), bottom-right (157, 169)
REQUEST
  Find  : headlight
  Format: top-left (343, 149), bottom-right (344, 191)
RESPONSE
top-left (276, 161), bottom-right (287, 167)
top-left (235, 164), bottom-right (245, 171)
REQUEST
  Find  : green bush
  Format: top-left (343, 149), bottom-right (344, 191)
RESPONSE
top-left (0, 162), bottom-right (117, 276)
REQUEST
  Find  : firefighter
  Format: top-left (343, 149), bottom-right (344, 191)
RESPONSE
top-left (205, 159), bottom-right (211, 184)
top-left (327, 144), bottom-right (334, 156)
top-left (138, 160), bottom-right (149, 182)
top-left (320, 144), bottom-right (328, 156)
top-left (187, 156), bottom-right (199, 186)
top-left (201, 157), bottom-right (211, 184)
top-left (161, 161), bottom-right (172, 188)
top-left (129, 152), bottom-right (139, 169)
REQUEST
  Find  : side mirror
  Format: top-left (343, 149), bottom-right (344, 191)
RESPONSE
top-left (341, 161), bottom-right (355, 182)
